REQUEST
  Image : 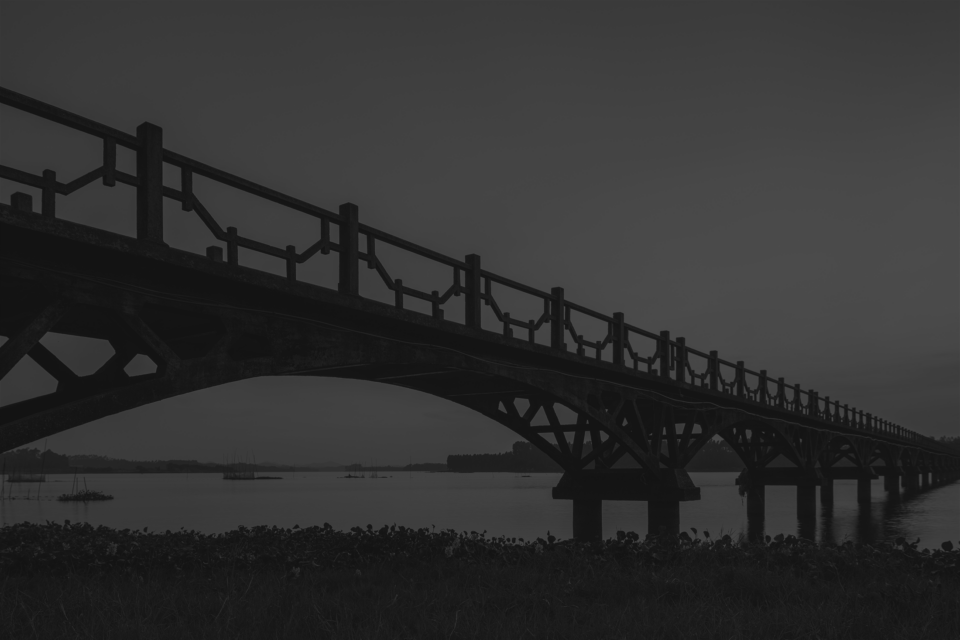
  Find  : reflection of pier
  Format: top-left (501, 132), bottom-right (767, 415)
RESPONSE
top-left (1, 87), bottom-right (958, 541)
top-left (740, 464), bottom-right (956, 543)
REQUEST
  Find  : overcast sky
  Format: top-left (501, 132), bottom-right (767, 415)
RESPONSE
top-left (1, 2), bottom-right (957, 465)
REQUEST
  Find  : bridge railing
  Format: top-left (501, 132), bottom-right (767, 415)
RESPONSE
top-left (0, 86), bottom-right (952, 457)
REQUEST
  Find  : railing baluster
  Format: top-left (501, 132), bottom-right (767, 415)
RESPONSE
top-left (285, 245), bottom-right (297, 282)
top-left (709, 351), bottom-right (719, 391)
top-left (551, 287), bottom-right (565, 350)
top-left (675, 337), bottom-right (686, 384)
top-left (759, 370), bottom-right (768, 404)
top-left (659, 331), bottom-right (671, 379)
top-left (503, 312), bottom-right (512, 338)
top-left (736, 361), bottom-right (745, 398)
top-left (431, 291), bottom-right (443, 320)
top-left (464, 254), bottom-right (481, 328)
top-left (612, 312), bottom-right (624, 366)
top-left (136, 122), bottom-right (165, 244)
top-left (777, 377), bottom-right (785, 408)
top-left (338, 203), bottom-right (359, 295)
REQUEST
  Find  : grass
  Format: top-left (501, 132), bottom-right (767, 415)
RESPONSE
top-left (1, 522), bottom-right (957, 639)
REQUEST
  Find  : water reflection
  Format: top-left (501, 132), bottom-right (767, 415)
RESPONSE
top-left (1, 472), bottom-right (955, 548)
top-left (819, 501), bottom-right (835, 545)
top-left (797, 514), bottom-right (816, 541)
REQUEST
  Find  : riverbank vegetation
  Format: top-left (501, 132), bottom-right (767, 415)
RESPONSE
top-left (1, 521), bottom-right (957, 639)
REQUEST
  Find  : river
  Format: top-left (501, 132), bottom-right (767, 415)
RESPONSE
top-left (1, 472), bottom-right (957, 548)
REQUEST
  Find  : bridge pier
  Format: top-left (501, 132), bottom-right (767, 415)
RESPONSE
top-left (921, 472), bottom-right (929, 488)
top-left (648, 500), bottom-right (680, 536)
top-left (572, 499), bottom-right (603, 542)
top-left (553, 470), bottom-right (699, 541)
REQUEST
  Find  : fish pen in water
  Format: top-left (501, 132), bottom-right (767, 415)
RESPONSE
top-left (6, 472), bottom-right (46, 483)
top-left (223, 470), bottom-right (257, 480)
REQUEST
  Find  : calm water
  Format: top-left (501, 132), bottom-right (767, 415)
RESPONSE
top-left (2, 472), bottom-right (957, 548)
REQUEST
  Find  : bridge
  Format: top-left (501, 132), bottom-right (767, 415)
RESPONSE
top-left (1, 87), bottom-right (957, 540)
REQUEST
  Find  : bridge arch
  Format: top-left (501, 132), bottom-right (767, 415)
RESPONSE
top-left (0, 287), bottom-right (664, 475)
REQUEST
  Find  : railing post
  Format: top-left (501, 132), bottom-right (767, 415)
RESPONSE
top-left (675, 337), bottom-right (686, 383)
top-left (758, 370), bottom-right (768, 404)
top-left (550, 287), bottom-right (565, 350)
top-left (338, 203), bottom-right (359, 295)
top-left (394, 279), bottom-right (403, 309)
top-left (465, 254), bottom-right (482, 329)
top-left (735, 361), bottom-right (745, 398)
top-left (136, 122), bottom-right (165, 244)
top-left (41, 170), bottom-right (56, 218)
top-left (659, 331), bottom-right (671, 379)
top-left (810, 390), bottom-right (819, 419)
top-left (866, 413), bottom-right (873, 433)
top-left (777, 377), bottom-right (785, 408)
top-left (793, 384), bottom-right (801, 412)
top-left (709, 351), bottom-right (719, 391)
top-left (843, 404), bottom-right (849, 426)
top-left (612, 312), bottom-right (625, 366)
top-left (285, 245), bottom-right (297, 282)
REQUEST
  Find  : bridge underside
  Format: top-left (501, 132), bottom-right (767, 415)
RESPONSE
top-left (2, 213), bottom-right (958, 539)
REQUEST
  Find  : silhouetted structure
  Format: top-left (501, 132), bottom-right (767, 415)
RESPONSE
top-left (1, 87), bottom-right (957, 540)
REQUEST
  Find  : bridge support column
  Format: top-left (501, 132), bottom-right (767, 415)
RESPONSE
top-left (921, 472), bottom-right (929, 488)
top-left (572, 499), bottom-right (602, 542)
top-left (746, 483), bottom-right (765, 517)
top-left (857, 476), bottom-right (871, 504)
top-left (820, 477), bottom-right (834, 505)
top-left (797, 485), bottom-right (817, 519)
top-left (647, 500), bottom-right (680, 536)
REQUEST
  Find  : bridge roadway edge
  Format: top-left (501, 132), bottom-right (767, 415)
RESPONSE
top-left (2, 207), bottom-right (958, 539)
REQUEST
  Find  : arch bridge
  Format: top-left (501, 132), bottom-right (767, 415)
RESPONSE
top-left (1, 87), bottom-right (957, 539)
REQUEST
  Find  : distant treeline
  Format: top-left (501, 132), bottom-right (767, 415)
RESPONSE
top-left (447, 442), bottom-right (562, 473)
top-left (0, 449), bottom-right (448, 474)
top-left (447, 440), bottom-right (782, 473)
top-left (0, 449), bottom-right (299, 474)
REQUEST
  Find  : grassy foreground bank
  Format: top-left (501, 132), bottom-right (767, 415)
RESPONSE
top-left (2, 522), bottom-right (958, 639)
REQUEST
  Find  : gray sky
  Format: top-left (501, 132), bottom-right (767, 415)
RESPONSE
top-left (1, 2), bottom-right (957, 464)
